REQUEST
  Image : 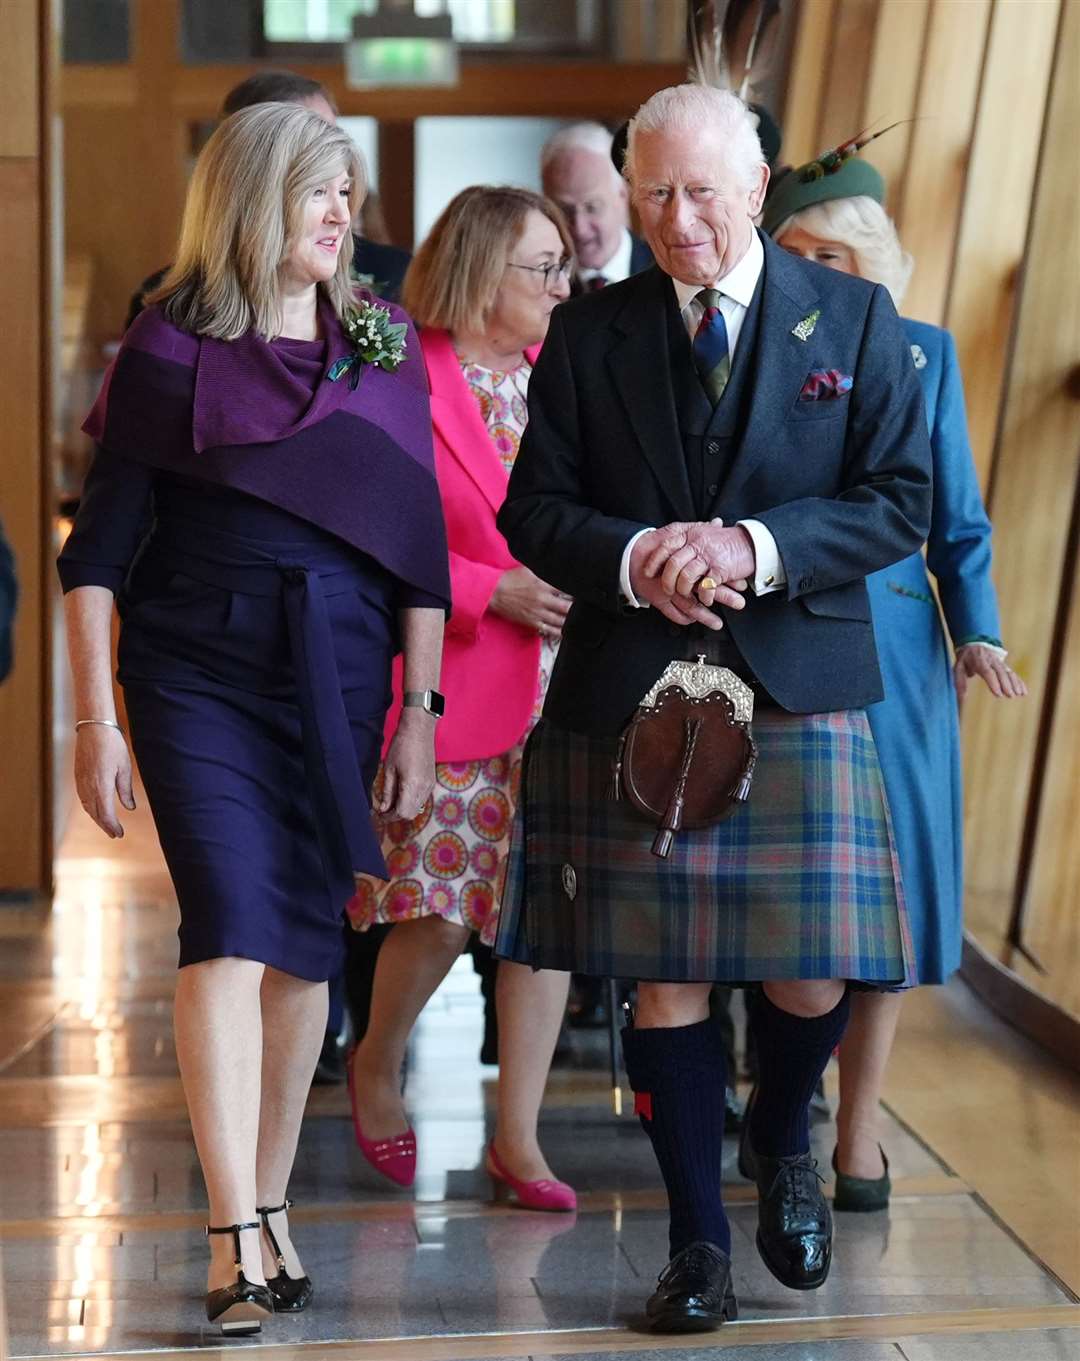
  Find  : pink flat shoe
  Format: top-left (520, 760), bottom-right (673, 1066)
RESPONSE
top-left (485, 1140), bottom-right (577, 1213)
top-left (347, 1053), bottom-right (416, 1188)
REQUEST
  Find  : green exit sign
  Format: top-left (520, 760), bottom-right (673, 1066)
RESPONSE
top-left (345, 37), bottom-right (459, 88)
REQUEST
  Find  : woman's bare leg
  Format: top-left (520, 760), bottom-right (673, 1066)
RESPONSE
top-left (349, 915), bottom-right (470, 1139)
top-left (491, 963), bottom-right (570, 1182)
top-left (253, 967), bottom-right (329, 1278)
top-left (174, 957), bottom-right (266, 1292)
top-left (835, 989), bottom-right (904, 1178)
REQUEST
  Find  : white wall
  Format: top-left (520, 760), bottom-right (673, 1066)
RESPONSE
top-left (414, 116), bottom-right (565, 243)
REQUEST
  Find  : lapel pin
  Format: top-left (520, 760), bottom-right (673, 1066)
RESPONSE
top-left (792, 309), bottom-right (820, 342)
top-left (910, 343), bottom-right (928, 370)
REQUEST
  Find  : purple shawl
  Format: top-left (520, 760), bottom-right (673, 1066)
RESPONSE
top-left (83, 294), bottom-right (450, 606)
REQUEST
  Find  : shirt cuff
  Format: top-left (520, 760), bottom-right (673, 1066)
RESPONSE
top-left (619, 527), bottom-right (655, 607)
top-left (736, 519), bottom-right (786, 595)
top-left (956, 639), bottom-right (1008, 661)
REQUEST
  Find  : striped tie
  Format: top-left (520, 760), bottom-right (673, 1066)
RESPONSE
top-left (692, 288), bottom-right (730, 404)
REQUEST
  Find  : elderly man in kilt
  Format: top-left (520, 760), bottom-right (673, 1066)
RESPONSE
top-left (493, 83), bottom-right (931, 1333)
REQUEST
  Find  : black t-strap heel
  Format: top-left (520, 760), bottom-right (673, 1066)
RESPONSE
top-left (257, 1199), bottom-right (314, 1312)
top-left (205, 1221), bottom-right (275, 1335)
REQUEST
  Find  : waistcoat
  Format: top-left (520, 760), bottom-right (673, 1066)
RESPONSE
top-left (665, 275), bottom-right (766, 517)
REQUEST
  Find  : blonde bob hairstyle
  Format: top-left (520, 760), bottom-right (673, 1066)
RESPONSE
top-left (774, 196), bottom-right (914, 310)
top-left (402, 185), bottom-right (573, 336)
top-left (150, 102), bottom-right (366, 341)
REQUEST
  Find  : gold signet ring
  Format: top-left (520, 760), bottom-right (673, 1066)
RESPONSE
top-left (698, 577), bottom-right (718, 592)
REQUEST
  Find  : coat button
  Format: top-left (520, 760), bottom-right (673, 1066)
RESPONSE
top-left (706, 439), bottom-right (721, 455)
top-left (707, 483), bottom-right (719, 496)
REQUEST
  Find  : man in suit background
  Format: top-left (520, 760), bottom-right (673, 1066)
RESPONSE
top-left (540, 122), bottom-right (652, 294)
top-left (124, 71), bottom-right (411, 330)
top-left (496, 85), bottom-right (931, 1331)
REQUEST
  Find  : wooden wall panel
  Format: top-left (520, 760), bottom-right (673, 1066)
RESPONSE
top-left (656, 0), bottom-right (689, 61)
top-left (896, 0), bottom-right (992, 325)
top-left (814, 0), bottom-right (879, 152)
top-left (132, 0), bottom-right (188, 311)
top-left (0, 0), bottom-right (55, 896)
top-left (63, 110), bottom-right (169, 342)
top-left (961, 0), bottom-right (1080, 956)
top-left (944, 0), bottom-right (1060, 492)
top-left (779, 0), bottom-right (1080, 1033)
top-left (171, 61), bottom-right (688, 120)
top-left (0, 161), bottom-right (45, 891)
top-left (781, 0), bottom-right (840, 167)
top-left (0, 0), bottom-right (40, 157)
top-left (1024, 520), bottom-right (1080, 1019)
top-left (859, 0), bottom-right (931, 220)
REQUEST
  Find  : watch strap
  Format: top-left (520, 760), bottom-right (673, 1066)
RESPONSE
top-left (403, 689), bottom-right (445, 718)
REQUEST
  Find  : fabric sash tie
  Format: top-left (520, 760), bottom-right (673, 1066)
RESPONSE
top-left (147, 521), bottom-right (388, 889)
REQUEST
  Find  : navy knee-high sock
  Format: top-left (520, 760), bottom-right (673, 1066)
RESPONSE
top-left (621, 1017), bottom-right (730, 1258)
top-left (748, 988), bottom-right (850, 1159)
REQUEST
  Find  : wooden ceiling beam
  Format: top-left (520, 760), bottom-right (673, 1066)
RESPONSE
top-left (62, 60), bottom-right (686, 120)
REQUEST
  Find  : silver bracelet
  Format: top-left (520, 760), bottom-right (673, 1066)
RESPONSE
top-left (75, 718), bottom-right (124, 736)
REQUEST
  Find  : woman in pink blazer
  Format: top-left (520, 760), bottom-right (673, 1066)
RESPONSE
top-left (347, 187), bottom-right (577, 1210)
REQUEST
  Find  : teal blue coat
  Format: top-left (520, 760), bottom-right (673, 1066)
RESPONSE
top-left (866, 319), bottom-right (1002, 982)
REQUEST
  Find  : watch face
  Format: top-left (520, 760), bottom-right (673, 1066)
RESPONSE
top-left (427, 690), bottom-right (446, 718)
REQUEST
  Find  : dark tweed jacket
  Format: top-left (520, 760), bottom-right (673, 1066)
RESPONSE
top-left (497, 231), bottom-right (933, 735)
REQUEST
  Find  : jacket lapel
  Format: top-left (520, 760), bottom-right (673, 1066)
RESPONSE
top-left (718, 234), bottom-right (821, 502)
top-left (608, 268), bottom-right (696, 522)
top-left (421, 327), bottom-right (513, 516)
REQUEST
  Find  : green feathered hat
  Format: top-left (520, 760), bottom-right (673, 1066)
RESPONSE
top-left (762, 123), bottom-right (900, 237)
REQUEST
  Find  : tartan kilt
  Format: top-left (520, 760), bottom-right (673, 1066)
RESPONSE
top-left (494, 709), bottom-right (914, 986)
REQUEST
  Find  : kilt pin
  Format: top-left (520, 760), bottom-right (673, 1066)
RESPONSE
top-left (493, 232), bottom-right (933, 1328)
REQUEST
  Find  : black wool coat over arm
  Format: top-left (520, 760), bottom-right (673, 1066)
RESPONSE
top-left (498, 234), bottom-right (933, 735)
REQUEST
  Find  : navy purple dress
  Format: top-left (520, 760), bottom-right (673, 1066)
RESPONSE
top-left (58, 299), bottom-right (450, 982)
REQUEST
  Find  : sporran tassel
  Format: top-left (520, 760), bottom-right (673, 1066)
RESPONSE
top-left (651, 716), bottom-right (703, 860)
top-left (731, 733), bottom-right (758, 804)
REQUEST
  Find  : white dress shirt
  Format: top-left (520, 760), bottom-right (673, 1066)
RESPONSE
top-left (618, 229), bottom-right (786, 605)
top-left (579, 227), bottom-right (634, 287)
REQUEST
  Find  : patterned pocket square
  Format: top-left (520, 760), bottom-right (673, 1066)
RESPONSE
top-left (799, 368), bottom-right (854, 401)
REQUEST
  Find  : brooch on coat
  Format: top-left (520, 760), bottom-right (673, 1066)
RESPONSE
top-left (792, 309), bottom-right (821, 341)
top-left (328, 300), bottom-right (408, 390)
top-left (910, 343), bottom-right (928, 370)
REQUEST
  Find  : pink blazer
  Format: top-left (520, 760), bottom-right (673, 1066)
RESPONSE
top-left (383, 327), bottom-right (543, 763)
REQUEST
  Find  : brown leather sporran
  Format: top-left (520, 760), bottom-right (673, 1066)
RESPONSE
top-left (610, 658), bottom-right (758, 860)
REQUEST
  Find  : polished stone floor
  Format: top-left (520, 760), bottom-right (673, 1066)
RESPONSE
top-left (0, 810), bottom-right (1078, 1359)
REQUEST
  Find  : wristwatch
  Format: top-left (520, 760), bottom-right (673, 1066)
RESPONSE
top-left (403, 689), bottom-right (445, 719)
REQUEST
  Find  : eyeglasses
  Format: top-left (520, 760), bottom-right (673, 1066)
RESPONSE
top-left (507, 258), bottom-right (573, 289)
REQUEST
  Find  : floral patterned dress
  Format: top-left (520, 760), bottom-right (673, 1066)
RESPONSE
top-left (347, 357), bottom-right (558, 946)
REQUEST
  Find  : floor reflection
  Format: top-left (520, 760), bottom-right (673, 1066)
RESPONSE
top-left (0, 803), bottom-right (1077, 1358)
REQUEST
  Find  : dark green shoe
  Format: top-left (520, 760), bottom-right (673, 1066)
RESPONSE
top-left (831, 1145), bottom-right (891, 1212)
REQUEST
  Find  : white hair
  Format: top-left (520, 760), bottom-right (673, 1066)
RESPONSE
top-left (626, 85), bottom-right (764, 191)
top-left (540, 121), bottom-right (623, 189)
top-left (774, 197), bottom-right (914, 309)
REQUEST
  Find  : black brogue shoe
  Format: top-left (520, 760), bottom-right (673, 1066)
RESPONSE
top-left (644, 1241), bottom-right (738, 1333)
top-left (753, 1151), bottom-right (833, 1290)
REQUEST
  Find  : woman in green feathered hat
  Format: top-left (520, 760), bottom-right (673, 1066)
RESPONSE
top-left (764, 147), bottom-right (1026, 1213)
